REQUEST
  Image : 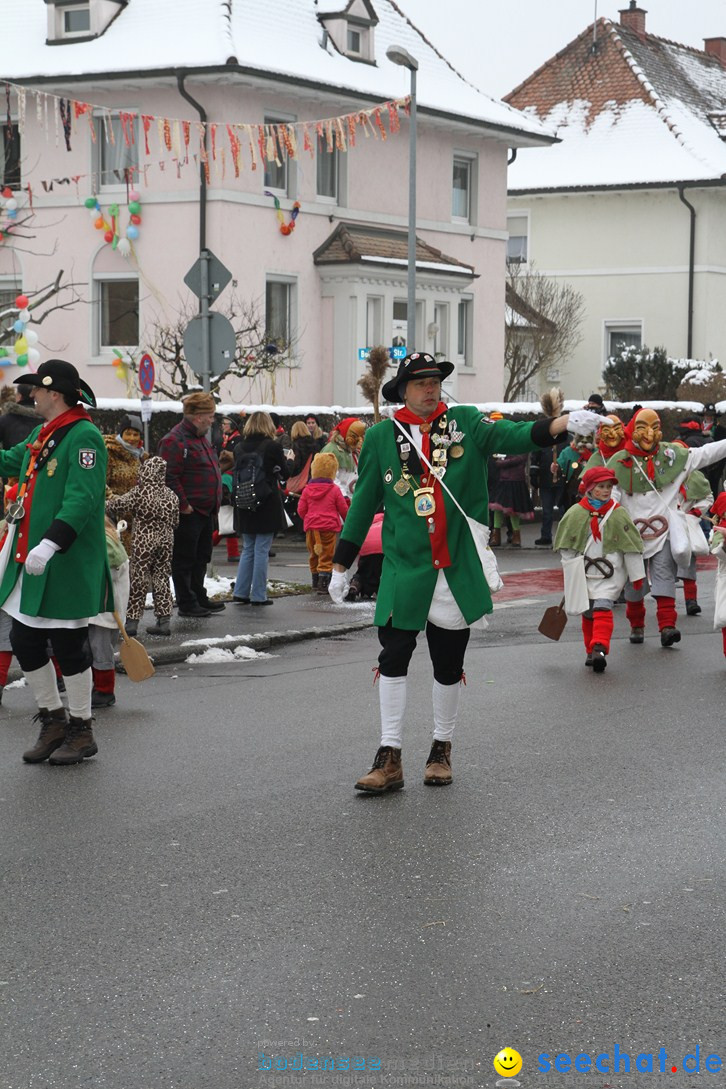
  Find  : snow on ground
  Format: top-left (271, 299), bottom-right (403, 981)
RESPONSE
top-left (185, 646), bottom-right (275, 664)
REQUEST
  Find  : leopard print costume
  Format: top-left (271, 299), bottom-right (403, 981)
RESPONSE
top-left (104, 433), bottom-right (146, 553)
top-left (106, 457), bottom-right (180, 621)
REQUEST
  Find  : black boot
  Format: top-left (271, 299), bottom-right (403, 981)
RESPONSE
top-left (317, 572), bottom-right (331, 594)
top-left (22, 707), bottom-right (69, 763)
top-left (311, 572), bottom-right (319, 590)
top-left (125, 619), bottom-right (139, 638)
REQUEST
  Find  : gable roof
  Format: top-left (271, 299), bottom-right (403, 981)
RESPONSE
top-left (313, 222), bottom-right (476, 277)
top-left (3, 0), bottom-right (553, 147)
top-left (505, 17), bottom-right (726, 191)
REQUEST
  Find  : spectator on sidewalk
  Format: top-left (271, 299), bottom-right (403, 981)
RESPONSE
top-left (297, 452), bottom-right (348, 594)
top-left (158, 392), bottom-right (223, 619)
top-left (232, 412), bottom-right (288, 606)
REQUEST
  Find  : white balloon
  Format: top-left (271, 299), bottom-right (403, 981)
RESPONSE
top-left (24, 329), bottom-right (38, 346)
top-left (19, 309), bottom-right (31, 323)
top-left (89, 208), bottom-right (99, 219)
top-left (117, 238), bottom-right (131, 257)
top-left (5, 198), bottom-right (18, 211)
top-left (27, 348), bottom-right (41, 366)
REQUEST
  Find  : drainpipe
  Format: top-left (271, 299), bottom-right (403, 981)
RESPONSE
top-left (177, 71), bottom-right (207, 252)
top-left (677, 184), bottom-right (696, 358)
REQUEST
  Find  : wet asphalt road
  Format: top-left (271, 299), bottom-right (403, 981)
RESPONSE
top-left (1, 547), bottom-right (724, 1089)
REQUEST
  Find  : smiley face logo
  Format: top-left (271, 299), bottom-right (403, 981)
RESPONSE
top-left (493, 1048), bottom-right (523, 1078)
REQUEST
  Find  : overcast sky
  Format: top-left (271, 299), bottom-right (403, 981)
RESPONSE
top-left (401, 0), bottom-right (726, 98)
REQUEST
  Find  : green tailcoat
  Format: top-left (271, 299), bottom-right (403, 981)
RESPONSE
top-left (340, 406), bottom-right (543, 630)
top-left (0, 419), bottom-right (113, 620)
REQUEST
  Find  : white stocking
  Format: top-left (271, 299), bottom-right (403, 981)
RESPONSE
top-left (63, 667), bottom-right (93, 722)
top-left (24, 661), bottom-right (63, 712)
top-left (432, 679), bottom-right (461, 742)
top-left (379, 675), bottom-right (407, 749)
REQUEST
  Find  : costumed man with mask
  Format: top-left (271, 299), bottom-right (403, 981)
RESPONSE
top-left (583, 414), bottom-right (626, 472)
top-left (0, 360), bottom-right (112, 764)
top-left (328, 352), bottom-right (603, 793)
top-left (321, 417), bottom-right (366, 500)
top-left (104, 412), bottom-right (146, 553)
top-left (608, 407), bottom-right (726, 646)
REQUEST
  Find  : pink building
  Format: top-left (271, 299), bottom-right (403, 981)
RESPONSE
top-left (0, 0), bottom-right (552, 406)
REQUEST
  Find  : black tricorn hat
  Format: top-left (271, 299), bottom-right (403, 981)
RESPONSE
top-left (381, 352), bottom-right (455, 404)
top-left (14, 359), bottom-right (97, 409)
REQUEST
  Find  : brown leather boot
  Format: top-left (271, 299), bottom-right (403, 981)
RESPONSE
top-left (48, 717), bottom-right (98, 766)
top-left (424, 739), bottom-right (452, 785)
top-left (510, 530), bottom-right (522, 547)
top-left (490, 528), bottom-right (501, 548)
top-left (22, 707), bottom-right (69, 763)
top-left (354, 746), bottom-right (403, 793)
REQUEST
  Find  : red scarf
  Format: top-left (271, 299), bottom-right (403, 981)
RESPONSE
top-left (31, 404), bottom-right (91, 450)
top-left (393, 401), bottom-right (448, 463)
top-left (598, 437), bottom-right (625, 459)
top-left (580, 496), bottom-right (617, 541)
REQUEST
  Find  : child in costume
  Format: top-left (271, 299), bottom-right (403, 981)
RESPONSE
top-left (213, 449), bottom-right (240, 562)
top-left (296, 452), bottom-right (349, 594)
top-left (708, 493), bottom-right (726, 659)
top-left (554, 466), bottom-right (645, 672)
top-left (106, 456), bottom-right (179, 637)
top-left (89, 517), bottom-right (130, 708)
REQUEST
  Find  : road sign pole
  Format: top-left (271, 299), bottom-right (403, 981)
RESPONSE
top-left (200, 250), bottom-right (211, 392)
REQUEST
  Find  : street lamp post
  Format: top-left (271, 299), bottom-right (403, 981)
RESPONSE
top-left (386, 44), bottom-right (418, 354)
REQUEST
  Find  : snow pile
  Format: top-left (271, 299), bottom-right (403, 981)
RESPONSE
top-left (185, 645), bottom-right (275, 664)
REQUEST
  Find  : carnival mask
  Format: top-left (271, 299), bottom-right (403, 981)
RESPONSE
top-left (345, 421), bottom-right (366, 451)
top-left (632, 409), bottom-right (662, 453)
top-left (598, 416), bottom-right (625, 449)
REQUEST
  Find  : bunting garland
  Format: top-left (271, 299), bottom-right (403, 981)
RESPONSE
top-left (1, 80), bottom-right (410, 187)
top-left (265, 191), bottom-right (301, 236)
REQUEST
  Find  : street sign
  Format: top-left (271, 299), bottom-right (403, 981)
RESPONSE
top-left (139, 396), bottom-right (153, 423)
top-left (183, 312), bottom-right (237, 378)
top-left (358, 348), bottom-right (371, 361)
top-left (138, 352), bottom-right (155, 395)
top-left (183, 250), bottom-right (232, 304)
top-left (389, 346), bottom-right (407, 360)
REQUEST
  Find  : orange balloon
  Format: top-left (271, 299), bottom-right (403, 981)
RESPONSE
top-left (95, 217), bottom-right (105, 229)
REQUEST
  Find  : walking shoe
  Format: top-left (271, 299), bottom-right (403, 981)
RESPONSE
top-left (49, 717), bottom-right (98, 765)
top-left (534, 537), bottom-right (553, 547)
top-left (201, 600), bottom-right (226, 612)
top-left (91, 689), bottom-right (116, 708)
top-left (685, 600), bottom-right (701, 616)
top-left (233, 596), bottom-right (250, 604)
top-left (510, 530), bottom-right (522, 548)
top-left (424, 739), bottom-right (452, 785)
top-left (591, 644), bottom-right (607, 673)
top-left (490, 529), bottom-right (501, 548)
top-left (178, 605), bottom-right (212, 618)
top-left (317, 572), bottom-right (331, 594)
top-left (124, 619), bottom-right (139, 637)
top-left (250, 599), bottom-right (274, 606)
top-left (22, 707), bottom-right (68, 763)
top-left (629, 627), bottom-right (645, 644)
top-left (311, 572), bottom-right (319, 590)
top-left (585, 652), bottom-right (593, 667)
top-left (660, 626), bottom-right (681, 647)
top-left (354, 746), bottom-right (404, 793)
top-left (146, 615), bottom-right (171, 636)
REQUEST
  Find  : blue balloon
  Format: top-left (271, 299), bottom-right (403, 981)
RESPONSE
top-left (126, 224), bottom-right (139, 241)
top-left (13, 320), bottom-right (25, 333)
top-left (6, 209), bottom-right (17, 219)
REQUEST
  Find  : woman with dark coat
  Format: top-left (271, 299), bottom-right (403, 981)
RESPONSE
top-left (232, 411), bottom-right (288, 606)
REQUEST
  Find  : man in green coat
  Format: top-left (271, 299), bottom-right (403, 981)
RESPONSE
top-left (0, 360), bottom-right (112, 765)
top-left (329, 352), bottom-right (603, 793)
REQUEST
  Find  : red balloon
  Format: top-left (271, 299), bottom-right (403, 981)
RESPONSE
top-left (130, 214), bottom-right (141, 226)
top-left (104, 231), bottom-right (114, 243)
top-left (2, 188), bottom-right (11, 199)
top-left (280, 224), bottom-right (291, 236)
top-left (15, 294), bottom-right (29, 309)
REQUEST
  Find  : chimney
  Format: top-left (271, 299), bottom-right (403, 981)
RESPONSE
top-left (704, 37), bottom-right (726, 65)
top-left (619, 1), bottom-right (647, 38)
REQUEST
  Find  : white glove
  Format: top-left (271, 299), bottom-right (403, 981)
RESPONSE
top-left (25, 538), bottom-right (61, 576)
top-left (566, 409), bottom-right (604, 435)
top-left (328, 569), bottom-right (350, 604)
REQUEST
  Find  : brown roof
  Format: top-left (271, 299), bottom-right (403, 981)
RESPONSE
top-left (313, 222), bottom-right (476, 276)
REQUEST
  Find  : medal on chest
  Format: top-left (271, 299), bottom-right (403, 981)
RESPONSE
top-left (413, 487), bottom-right (436, 516)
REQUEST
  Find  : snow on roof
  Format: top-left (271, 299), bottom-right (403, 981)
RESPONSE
top-left (4, 0), bottom-right (553, 144)
top-left (507, 18), bottom-right (726, 190)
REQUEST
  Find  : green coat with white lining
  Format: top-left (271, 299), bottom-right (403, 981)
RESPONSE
top-left (338, 405), bottom-right (554, 631)
top-left (0, 419), bottom-right (113, 620)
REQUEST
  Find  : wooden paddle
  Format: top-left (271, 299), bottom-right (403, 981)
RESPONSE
top-left (538, 596), bottom-right (568, 641)
top-left (114, 612), bottom-right (155, 682)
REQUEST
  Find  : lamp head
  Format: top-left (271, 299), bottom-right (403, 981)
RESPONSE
top-left (386, 44), bottom-right (419, 70)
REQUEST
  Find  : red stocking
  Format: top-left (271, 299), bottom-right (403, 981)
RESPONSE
top-left (0, 650), bottom-right (12, 685)
top-left (226, 536), bottom-right (240, 560)
top-left (51, 655), bottom-right (63, 680)
top-left (581, 615), bottom-right (594, 652)
top-left (92, 667), bottom-right (116, 695)
top-left (682, 578), bottom-right (697, 601)
top-left (626, 599), bottom-right (646, 630)
top-left (655, 595), bottom-right (677, 631)
top-left (591, 609), bottom-right (614, 653)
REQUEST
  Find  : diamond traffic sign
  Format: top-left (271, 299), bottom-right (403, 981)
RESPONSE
top-left (183, 312), bottom-right (237, 378)
top-left (183, 250), bottom-right (232, 304)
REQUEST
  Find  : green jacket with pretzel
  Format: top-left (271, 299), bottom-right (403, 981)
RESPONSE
top-left (334, 405), bottom-right (556, 631)
top-left (0, 418), bottom-right (113, 620)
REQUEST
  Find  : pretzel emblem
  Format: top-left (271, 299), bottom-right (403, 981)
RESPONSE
top-left (585, 557), bottom-right (615, 578)
top-left (634, 515), bottom-right (668, 540)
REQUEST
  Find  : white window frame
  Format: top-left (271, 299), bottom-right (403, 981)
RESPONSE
top-left (506, 213), bottom-right (529, 265)
top-left (265, 275), bottom-right (298, 352)
top-left (94, 275), bottom-right (140, 354)
top-left (432, 303), bottom-right (449, 360)
top-left (62, 4), bottom-right (91, 35)
top-left (263, 113), bottom-right (298, 198)
top-left (604, 320), bottom-right (643, 362)
top-left (457, 296), bottom-right (473, 369)
top-left (93, 111), bottom-right (140, 191)
top-left (316, 144), bottom-right (339, 203)
top-left (366, 296), bottom-right (384, 348)
top-left (452, 153), bottom-right (477, 224)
